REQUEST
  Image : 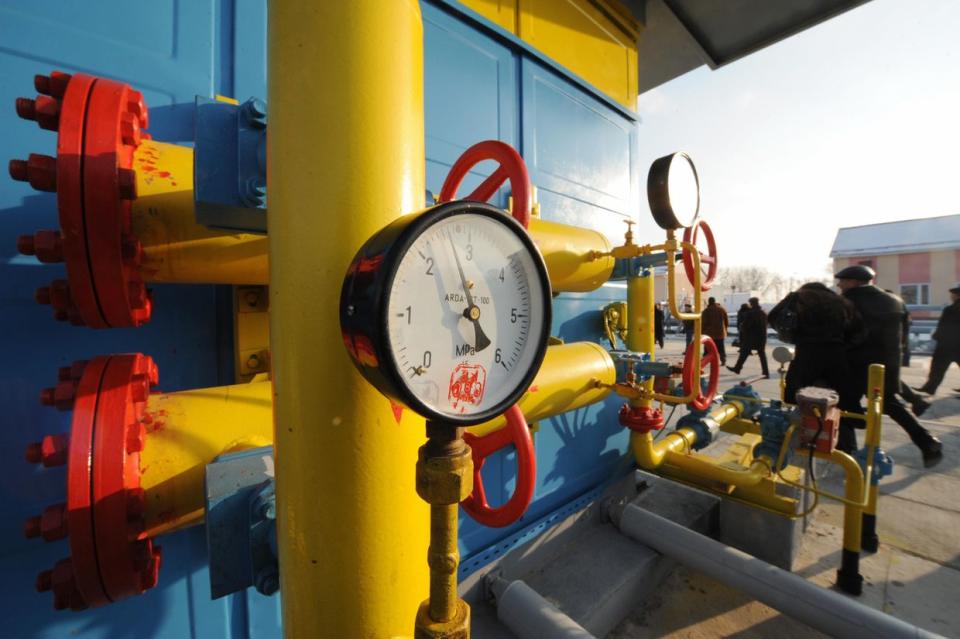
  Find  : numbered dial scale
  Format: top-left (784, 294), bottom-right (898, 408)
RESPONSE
top-left (340, 201), bottom-right (552, 425)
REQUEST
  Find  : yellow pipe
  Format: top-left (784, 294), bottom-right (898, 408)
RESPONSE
top-left (630, 428), bottom-right (772, 486)
top-left (528, 218), bottom-right (614, 291)
top-left (821, 449), bottom-right (863, 552)
top-left (469, 342), bottom-right (615, 438)
top-left (131, 142), bottom-right (609, 291)
top-left (653, 233), bottom-right (703, 405)
top-left (630, 429), bottom-right (696, 468)
top-left (139, 379), bottom-right (274, 537)
top-left (131, 140), bottom-right (269, 284)
top-left (268, 2), bottom-right (428, 636)
top-left (627, 270), bottom-right (655, 409)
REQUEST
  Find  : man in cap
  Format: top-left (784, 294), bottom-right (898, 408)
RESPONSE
top-left (915, 284), bottom-right (960, 395)
top-left (836, 264), bottom-right (943, 467)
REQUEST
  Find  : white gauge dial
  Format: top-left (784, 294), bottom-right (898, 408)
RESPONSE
top-left (386, 213), bottom-right (547, 418)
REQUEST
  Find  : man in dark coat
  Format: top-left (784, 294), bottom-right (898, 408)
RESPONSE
top-left (653, 302), bottom-right (665, 349)
top-left (768, 282), bottom-right (861, 410)
top-left (916, 284), bottom-right (960, 395)
top-left (701, 297), bottom-right (729, 365)
top-left (837, 265), bottom-right (943, 467)
top-left (727, 297), bottom-right (769, 377)
top-left (682, 303), bottom-right (695, 346)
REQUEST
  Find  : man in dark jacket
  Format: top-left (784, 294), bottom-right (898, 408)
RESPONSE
top-left (653, 302), bottom-right (665, 349)
top-left (837, 265), bottom-right (943, 467)
top-left (916, 284), bottom-right (960, 395)
top-left (769, 282), bottom-right (860, 410)
top-left (727, 297), bottom-right (769, 377)
top-left (701, 297), bottom-right (729, 365)
top-left (682, 303), bottom-right (695, 346)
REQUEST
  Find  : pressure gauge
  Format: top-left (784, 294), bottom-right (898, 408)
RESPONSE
top-left (340, 201), bottom-right (552, 426)
top-left (647, 152), bottom-right (701, 230)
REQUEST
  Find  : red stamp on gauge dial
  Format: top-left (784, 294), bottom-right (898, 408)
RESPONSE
top-left (448, 364), bottom-right (486, 411)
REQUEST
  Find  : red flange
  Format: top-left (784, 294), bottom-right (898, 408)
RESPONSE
top-left (11, 71), bottom-right (152, 328)
top-left (27, 354), bottom-right (161, 611)
top-left (619, 404), bottom-right (665, 433)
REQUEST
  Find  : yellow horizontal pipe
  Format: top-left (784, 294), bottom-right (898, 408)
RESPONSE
top-left (631, 427), bottom-right (772, 487)
top-left (470, 342), bottom-right (616, 438)
top-left (131, 142), bottom-right (604, 291)
top-left (528, 217), bottom-right (614, 292)
top-left (139, 379), bottom-right (273, 537)
top-left (131, 140), bottom-right (269, 285)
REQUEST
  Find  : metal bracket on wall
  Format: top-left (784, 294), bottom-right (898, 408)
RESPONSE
top-left (194, 95), bottom-right (268, 233)
top-left (235, 286), bottom-right (270, 382)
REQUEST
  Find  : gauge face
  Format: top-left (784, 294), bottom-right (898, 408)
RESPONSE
top-left (339, 201), bottom-right (552, 426)
top-left (386, 212), bottom-right (548, 420)
top-left (647, 152), bottom-right (701, 230)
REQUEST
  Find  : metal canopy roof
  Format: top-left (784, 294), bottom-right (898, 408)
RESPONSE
top-left (630, 0), bottom-right (868, 93)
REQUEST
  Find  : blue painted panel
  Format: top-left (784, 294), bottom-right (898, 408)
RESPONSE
top-left (423, 2), bottom-right (518, 210)
top-left (0, 1), bottom-right (281, 638)
top-left (522, 58), bottom-right (639, 220)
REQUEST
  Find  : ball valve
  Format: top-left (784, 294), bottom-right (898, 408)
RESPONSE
top-left (10, 71), bottom-right (268, 328)
top-left (25, 354), bottom-right (273, 610)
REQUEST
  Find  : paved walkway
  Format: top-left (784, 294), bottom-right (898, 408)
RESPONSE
top-left (611, 337), bottom-right (960, 638)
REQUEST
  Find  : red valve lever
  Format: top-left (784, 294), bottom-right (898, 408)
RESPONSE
top-left (682, 219), bottom-right (718, 292)
top-left (438, 140), bottom-right (532, 228)
top-left (441, 141), bottom-right (537, 527)
top-left (683, 335), bottom-right (720, 412)
top-left (461, 405), bottom-right (536, 528)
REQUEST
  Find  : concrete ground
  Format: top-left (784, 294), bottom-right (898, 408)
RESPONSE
top-left (611, 336), bottom-right (960, 639)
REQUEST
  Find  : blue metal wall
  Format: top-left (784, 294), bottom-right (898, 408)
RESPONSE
top-left (0, 2), bottom-right (637, 637)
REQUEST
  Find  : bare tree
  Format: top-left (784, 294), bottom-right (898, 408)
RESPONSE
top-left (716, 266), bottom-right (777, 295)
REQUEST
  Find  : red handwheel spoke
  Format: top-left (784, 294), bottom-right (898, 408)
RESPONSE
top-left (468, 165), bottom-right (509, 202)
top-left (683, 336), bottom-right (720, 411)
top-left (438, 140), bottom-right (532, 228)
top-left (461, 404), bottom-right (536, 528)
top-left (682, 219), bottom-right (718, 291)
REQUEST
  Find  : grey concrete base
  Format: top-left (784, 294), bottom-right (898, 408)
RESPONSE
top-left (466, 471), bottom-right (720, 638)
top-left (718, 496), bottom-right (804, 571)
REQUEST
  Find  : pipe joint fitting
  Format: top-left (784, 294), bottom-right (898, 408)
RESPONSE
top-left (415, 445), bottom-right (474, 505)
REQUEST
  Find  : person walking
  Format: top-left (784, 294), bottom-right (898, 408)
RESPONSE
top-left (682, 302), bottom-right (695, 346)
top-left (915, 284), bottom-right (960, 395)
top-left (836, 265), bottom-right (943, 467)
top-left (653, 302), bottom-right (665, 349)
top-left (733, 303), bottom-right (749, 348)
top-left (701, 297), bottom-right (729, 365)
top-left (768, 282), bottom-right (861, 412)
top-left (727, 297), bottom-right (769, 377)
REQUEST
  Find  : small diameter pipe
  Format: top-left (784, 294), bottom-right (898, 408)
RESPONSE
top-left (488, 576), bottom-right (595, 639)
top-left (609, 504), bottom-right (944, 639)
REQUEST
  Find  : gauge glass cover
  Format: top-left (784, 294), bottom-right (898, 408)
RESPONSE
top-left (385, 213), bottom-right (547, 419)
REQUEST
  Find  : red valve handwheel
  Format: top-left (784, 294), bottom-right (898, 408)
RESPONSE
top-left (682, 219), bottom-right (718, 291)
top-left (438, 140), bottom-right (532, 228)
top-left (461, 405), bottom-right (536, 528)
top-left (683, 335), bottom-right (720, 412)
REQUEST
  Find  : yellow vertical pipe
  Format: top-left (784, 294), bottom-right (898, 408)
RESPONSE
top-left (268, 2), bottom-right (428, 637)
top-left (627, 270), bottom-right (655, 409)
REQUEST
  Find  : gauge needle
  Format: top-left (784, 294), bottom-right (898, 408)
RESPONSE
top-left (447, 233), bottom-right (491, 352)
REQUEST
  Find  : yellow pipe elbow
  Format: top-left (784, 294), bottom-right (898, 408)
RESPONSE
top-left (139, 379), bottom-right (274, 537)
top-left (469, 342), bottom-right (615, 438)
top-left (132, 140), bottom-right (269, 285)
top-left (630, 429), bottom-right (695, 470)
top-left (823, 449), bottom-right (864, 552)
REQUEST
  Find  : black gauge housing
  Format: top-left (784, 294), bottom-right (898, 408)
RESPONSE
top-left (339, 200), bottom-right (552, 426)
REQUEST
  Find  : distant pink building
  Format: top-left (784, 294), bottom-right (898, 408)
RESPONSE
top-left (830, 214), bottom-right (960, 319)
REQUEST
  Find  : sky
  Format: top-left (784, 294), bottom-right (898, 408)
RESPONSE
top-left (633, 0), bottom-right (960, 282)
